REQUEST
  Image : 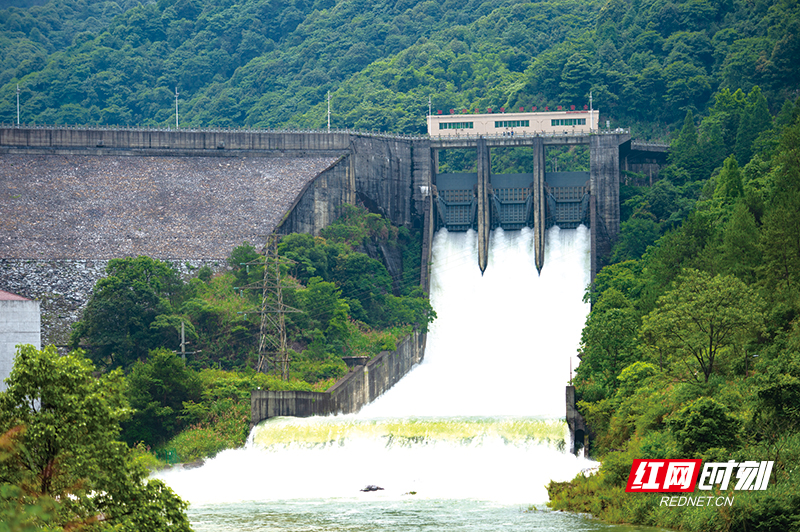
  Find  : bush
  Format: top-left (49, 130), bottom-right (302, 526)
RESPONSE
top-left (122, 349), bottom-right (202, 447)
top-left (666, 396), bottom-right (741, 456)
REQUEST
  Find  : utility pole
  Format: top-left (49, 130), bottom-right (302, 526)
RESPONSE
top-left (240, 235), bottom-right (301, 379)
top-left (16, 84), bottom-right (20, 126)
top-left (175, 86), bottom-right (179, 129)
top-left (327, 90), bottom-right (331, 133)
top-left (181, 320), bottom-right (186, 363)
top-left (177, 319), bottom-right (200, 364)
top-left (589, 91), bottom-right (593, 132)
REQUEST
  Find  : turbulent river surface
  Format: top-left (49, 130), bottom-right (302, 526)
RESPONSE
top-left (157, 227), bottom-right (659, 532)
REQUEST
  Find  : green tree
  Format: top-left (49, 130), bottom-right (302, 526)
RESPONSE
top-left (714, 154), bottom-right (743, 202)
top-left (278, 233), bottom-right (338, 285)
top-left (697, 119), bottom-right (727, 179)
top-left (719, 200), bottom-right (760, 284)
top-left (751, 338), bottom-right (800, 449)
top-left (69, 257), bottom-right (184, 370)
top-left (559, 52), bottom-right (592, 103)
top-left (669, 109), bottom-right (702, 180)
top-left (641, 269), bottom-right (765, 382)
top-left (333, 252), bottom-right (393, 326)
top-left (228, 242), bottom-right (262, 289)
top-left (577, 289), bottom-right (641, 398)
top-left (0, 345), bottom-right (191, 531)
top-left (295, 277), bottom-right (351, 345)
top-left (735, 86), bottom-right (772, 165)
top-left (611, 217), bottom-right (661, 262)
top-left (708, 88), bottom-right (747, 152)
top-left (759, 119), bottom-right (800, 296)
top-left (0, 426), bottom-right (60, 532)
top-left (122, 348), bottom-right (202, 447)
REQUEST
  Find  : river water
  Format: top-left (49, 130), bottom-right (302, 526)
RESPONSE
top-left (158, 227), bottom-right (656, 531)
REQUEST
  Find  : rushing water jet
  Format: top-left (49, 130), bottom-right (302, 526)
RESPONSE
top-left (157, 226), bottom-right (598, 529)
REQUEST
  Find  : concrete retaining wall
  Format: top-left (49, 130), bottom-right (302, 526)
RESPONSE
top-left (251, 329), bottom-right (425, 426)
top-left (277, 156), bottom-right (352, 236)
top-left (0, 127), bottom-right (352, 154)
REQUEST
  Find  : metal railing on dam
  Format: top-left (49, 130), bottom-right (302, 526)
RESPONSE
top-left (429, 128), bottom-right (632, 148)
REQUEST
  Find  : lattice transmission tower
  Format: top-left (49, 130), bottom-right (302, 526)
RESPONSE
top-left (239, 235), bottom-right (301, 379)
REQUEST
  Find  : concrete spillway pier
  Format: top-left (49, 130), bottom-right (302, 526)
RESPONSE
top-left (531, 137), bottom-right (546, 274)
top-left (476, 138), bottom-right (491, 274)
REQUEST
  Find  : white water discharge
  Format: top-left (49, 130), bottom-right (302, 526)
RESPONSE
top-left (158, 226), bottom-right (604, 531)
top-left (361, 226), bottom-right (591, 419)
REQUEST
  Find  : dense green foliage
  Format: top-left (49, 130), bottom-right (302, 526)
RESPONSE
top-left (0, 345), bottom-right (191, 531)
top-left (68, 206), bottom-right (433, 451)
top-left (69, 256), bottom-right (185, 370)
top-left (123, 348), bottom-right (202, 448)
top-left (123, 354), bottom-right (324, 456)
top-left (1, 0), bottom-right (798, 136)
top-left (552, 97), bottom-right (800, 529)
top-left (70, 205), bottom-right (433, 377)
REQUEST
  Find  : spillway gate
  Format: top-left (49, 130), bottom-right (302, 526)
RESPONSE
top-left (429, 133), bottom-right (644, 275)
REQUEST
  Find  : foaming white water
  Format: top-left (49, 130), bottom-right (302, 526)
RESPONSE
top-left (156, 427), bottom-right (586, 505)
top-left (157, 226), bottom-right (594, 510)
top-left (360, 226), bottom-right (591, 419)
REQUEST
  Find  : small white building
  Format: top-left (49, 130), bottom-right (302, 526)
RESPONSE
top-left (427, 109), bottom-right (599, 137)
top-left (0, 290), bottom-right (41, 392)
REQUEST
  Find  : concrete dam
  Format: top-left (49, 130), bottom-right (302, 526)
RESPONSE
top-left (0, 125), bottom-right (666, 431)
top-left (0, 125), bottom-right (666, 270)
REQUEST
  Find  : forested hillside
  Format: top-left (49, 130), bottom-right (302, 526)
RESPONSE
top-left (1, 0), bottom-right (798, 135)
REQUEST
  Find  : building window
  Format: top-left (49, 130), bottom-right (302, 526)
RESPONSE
top-left (494, 120), bottom-right (530, 128)
top-left (551, 118), bottom-right (586, 126)
top-left (439, 122), bottom-right (474, 129)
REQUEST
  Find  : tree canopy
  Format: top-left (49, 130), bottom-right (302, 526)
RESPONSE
top-left (1, 0), bottom-right (798, 134)
top-left (640, 269), bottom-right (765, 383)
top-left (0, 345), bottom-right (191, 531)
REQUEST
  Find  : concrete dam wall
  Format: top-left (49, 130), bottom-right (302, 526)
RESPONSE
top-left (1, 126), bottom-right (668, 438)
top-left (250, 329), bottom-right (425, 425)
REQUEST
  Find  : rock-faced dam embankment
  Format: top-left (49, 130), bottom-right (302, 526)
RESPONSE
top-left (1, 154), bottom-right (338, 260)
